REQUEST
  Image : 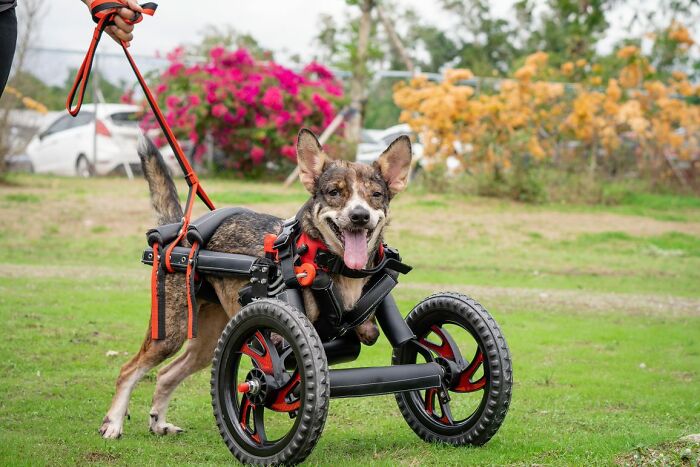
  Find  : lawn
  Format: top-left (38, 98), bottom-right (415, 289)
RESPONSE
top-left (1, 174), bottom-right (699, 465)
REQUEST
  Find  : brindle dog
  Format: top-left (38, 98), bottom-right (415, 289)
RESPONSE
top-left (99, 129), bottom-right (412, 439)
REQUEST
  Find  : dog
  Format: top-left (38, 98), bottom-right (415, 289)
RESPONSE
top-left (99, 128), bottom-right (412, 439)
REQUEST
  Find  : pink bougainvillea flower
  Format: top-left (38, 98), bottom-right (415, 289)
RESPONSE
top-left (165, 95), bottom-right (181, 109)
top-left (141, 46), bottom-right (343, 174)
top-left (303, 62), bottom-right (335, 80)
top-left (312, 93), bottom-right (335, 125)
top-left (275, 111), bottom-right (291, 128)
top-left (120, 90), bottom-right (134, 105)
top-left (210, 46), bottom-right (225, 60)
top-left (251, 146), bottom-right (265, 164)
top-left (212, 104), bottom-right (227, 118)
top-left (237, 84), bottom-right (260, 105)
top-left (280, 145), bottom-right (296, 160)
top-left (188, 94), bottom-right (201, 106)
top-left (261, 86), bottom-right (284, 111)
top-left (166, 63), bottom-right (184, 77)
top-left (255, 115), bottom-right (268, 128)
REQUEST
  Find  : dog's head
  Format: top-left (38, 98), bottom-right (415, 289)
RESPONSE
top-left (296, 128), bottom-right (412, 270)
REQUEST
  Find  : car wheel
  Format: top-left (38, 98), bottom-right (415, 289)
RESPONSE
top-left (75, 155), bottom-right (93, 178)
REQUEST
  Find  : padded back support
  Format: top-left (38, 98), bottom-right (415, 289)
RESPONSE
top-left (146, 222), bottom-right (181, 246)
top-left (186, 207), bottom-right (251, 247)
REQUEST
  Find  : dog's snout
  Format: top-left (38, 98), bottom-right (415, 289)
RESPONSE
top-left (349, 206), bottom-right (370, 226)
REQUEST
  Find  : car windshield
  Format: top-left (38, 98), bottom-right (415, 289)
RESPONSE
top-left (110, 111), bottom-right (140, 126)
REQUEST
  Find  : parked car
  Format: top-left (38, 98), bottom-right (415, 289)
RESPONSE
top-left (356, 124), bottom-right (425, 165)
top-left (26, 103), bottom-right (144, 177)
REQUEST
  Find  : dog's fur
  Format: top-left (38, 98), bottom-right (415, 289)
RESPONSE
top-left (99, 129), bottom-right (412, 439)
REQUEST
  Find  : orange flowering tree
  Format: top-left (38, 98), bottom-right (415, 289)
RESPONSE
top-left (393, 21), bottom-right (700, 191)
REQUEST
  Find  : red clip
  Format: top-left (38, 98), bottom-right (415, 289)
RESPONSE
top-left (294, 263), bottom-right (316, 287)
top-left (264, 234), bottom-right (278, 259)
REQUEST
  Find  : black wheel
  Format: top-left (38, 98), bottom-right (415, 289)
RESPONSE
top-left (76, 155), bottom-right (93, 178)
top-left (211, 299), bottom-right (329, 465)
top-left (393, 292), bottom-right (512, 445)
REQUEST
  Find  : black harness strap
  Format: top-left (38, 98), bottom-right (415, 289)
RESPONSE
top-left (185, 241), bottom-right (200, 339)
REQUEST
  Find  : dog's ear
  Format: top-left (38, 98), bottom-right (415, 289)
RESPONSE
top-left (296, 128), bottom-right (326, 193)
top-left (377, 135), bottom-right (412, 196)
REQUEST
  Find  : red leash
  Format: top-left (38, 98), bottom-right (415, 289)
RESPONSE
top-left (68, 1), bottom-right (215, 339)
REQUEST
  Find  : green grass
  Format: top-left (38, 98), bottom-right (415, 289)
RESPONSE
top-left (1, 174), bottom-right (699, 465)
top-left (4, 193), bottom-right (41, 203)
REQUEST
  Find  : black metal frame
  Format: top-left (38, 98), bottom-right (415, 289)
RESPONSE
top-left (141, 214), bottom-right (452, 398)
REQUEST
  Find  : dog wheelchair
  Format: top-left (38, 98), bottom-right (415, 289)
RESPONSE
top-left (66, 4), bottom-right (512, 463)
top-left (142, 207), bottom-right (513, 465)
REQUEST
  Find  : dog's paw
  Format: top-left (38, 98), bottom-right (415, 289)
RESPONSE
top-left (355, 320), bottom-right (380, 345)
top-left (99, 418), bottom-right (123, 439)
top-left (149, 422), bottom-right (184, 436)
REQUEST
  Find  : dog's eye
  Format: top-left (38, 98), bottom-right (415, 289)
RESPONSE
top-left (372, 191), bottom-right (383, 198)
top-left (328, 189), bottom-right (340, 197)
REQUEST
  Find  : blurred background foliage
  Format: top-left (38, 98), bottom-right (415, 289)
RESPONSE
top-left (3, 0), bottom-right (700, 199)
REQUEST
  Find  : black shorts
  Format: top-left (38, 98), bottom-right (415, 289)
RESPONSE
top-left (0, 7), bottom-right (18, 97)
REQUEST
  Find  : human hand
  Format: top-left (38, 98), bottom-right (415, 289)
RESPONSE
top-left (85, 0), bottom-right (143, 47)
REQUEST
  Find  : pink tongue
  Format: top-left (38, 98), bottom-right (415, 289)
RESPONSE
top-left (343, 230), bottom-right (368, 270)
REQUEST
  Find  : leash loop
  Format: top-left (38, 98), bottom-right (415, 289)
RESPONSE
top-left (66, 0), bottom-right (215, 208)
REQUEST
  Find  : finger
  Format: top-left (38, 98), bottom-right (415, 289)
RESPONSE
top-left (105, 28), bottom-right (119, 43)
top-left (126, 0), bottom-right (144, 12)
top-left (110, 25), bottom-right (134, 43)
top-left (118, 7), bottom-right (140, 22)
top-left (114, 15), bottom-right (134, 33)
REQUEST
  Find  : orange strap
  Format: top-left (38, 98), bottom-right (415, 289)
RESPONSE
top-left (68, 1), bottom-right (216, 340)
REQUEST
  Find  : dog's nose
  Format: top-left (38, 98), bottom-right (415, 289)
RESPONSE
top-left (349, 207), bottom-right (370, 226)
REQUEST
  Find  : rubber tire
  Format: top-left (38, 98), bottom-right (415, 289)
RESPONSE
top-left (211, 299), bottom-right (330, 466)
top-left (75, 155), bottom-right (93, 178)
top-left (393, 292), bottom-right (512, 446)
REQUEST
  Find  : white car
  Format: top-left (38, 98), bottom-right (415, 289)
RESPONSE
top-left (26, 103), bottom-right (143, 177)
top-left (356, 124), bottom-right (425, 166)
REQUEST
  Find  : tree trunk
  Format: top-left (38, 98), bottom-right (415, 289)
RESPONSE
top-left (344, 0), bottom-right (374, 149)
top-left (376, 4), bottom-right (415, 74)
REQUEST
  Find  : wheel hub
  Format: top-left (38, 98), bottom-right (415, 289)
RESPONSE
top-left (238, 368), bottom-right (270, 405)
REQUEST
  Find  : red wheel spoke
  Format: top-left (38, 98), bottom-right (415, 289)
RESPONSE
top-left (240, 331), bottom-right (274, 373)
top-left (424, 388), bottom-right (437, 415)
top-left (437, 397), bottom-right (455, 425)
top-left (418, 325), bottom-right (456, 360)
top-left (454, 349), bottom-right (486, 392)
top-left (239, 395), bottom-right (266, 444)
top-left (269, 370), bottom-right (301, 412)
top-left (239, 396), bottom-right (255, 437)
top-left (424, 388), bottom-right (454, 425)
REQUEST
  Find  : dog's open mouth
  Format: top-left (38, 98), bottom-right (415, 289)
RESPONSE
top-left (325, 219), bottom-right (373, 270)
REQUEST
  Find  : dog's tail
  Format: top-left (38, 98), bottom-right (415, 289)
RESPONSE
top-left (138, 134), bottom-right (183, 226)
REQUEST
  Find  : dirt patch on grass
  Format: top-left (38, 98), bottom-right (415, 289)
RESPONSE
top-left (616, 439), bottom-right (700, 466)
top-left (391, 203), bottom-right (700, 244)
top-left (81, 451), bottom-right (120, 464)
top-left (5, 176), bottom-right (699, 246)
top-left (0, 263), bottom-right (145, 281)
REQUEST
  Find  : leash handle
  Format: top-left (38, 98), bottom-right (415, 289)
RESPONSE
top-left (66, 0), bottom-right (216, 214)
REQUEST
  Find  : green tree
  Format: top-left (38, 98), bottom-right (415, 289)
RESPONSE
top-left (522, 0), bottom-right (618, 66)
